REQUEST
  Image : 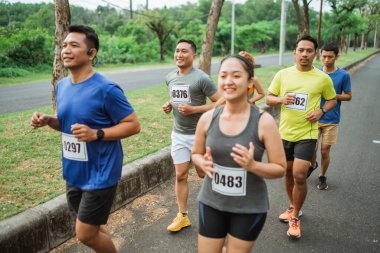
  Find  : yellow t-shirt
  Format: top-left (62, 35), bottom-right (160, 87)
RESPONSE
top-left (268, 66), bottom-right (336, 141)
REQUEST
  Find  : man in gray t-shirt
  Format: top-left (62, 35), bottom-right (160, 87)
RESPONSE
top-left (162, 39), bottom-right (220, 232)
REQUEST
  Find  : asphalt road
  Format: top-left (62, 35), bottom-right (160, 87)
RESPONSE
top-left (0, 54), bottom-right (294, 114)
top-left (51, 56), bottom-right (380, 253)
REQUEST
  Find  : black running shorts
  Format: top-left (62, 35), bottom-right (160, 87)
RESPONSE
top-left (282, 139), bottom-right (317, 162)
top-left (198, 202), bottom-right (267, 241)
top-left (66, 184), bottom-right (117, 225)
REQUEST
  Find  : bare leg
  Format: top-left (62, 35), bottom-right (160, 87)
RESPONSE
top-left (320, 144), bottom-right (332, 176)
top-left (75, 219), bottom-right (116, 253)
top-left (225, 234), bottom-right (255, 253)
top-left (174, 162), bottom-right (190, 213)
top-left (198, 234), bottom-right (225, 253)
top-left (292, 158), bottom-right (309, 218)
top-left (284, 161), bottom-right (294, 206)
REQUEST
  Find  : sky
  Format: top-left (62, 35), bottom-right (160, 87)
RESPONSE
top-left (7, 0), bottom-right (326, 11)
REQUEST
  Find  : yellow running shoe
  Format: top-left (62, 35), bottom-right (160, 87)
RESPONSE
top-left (167, 212), bottom-right (191, 232)
top-left (287, 217), bottom-right (301, 239)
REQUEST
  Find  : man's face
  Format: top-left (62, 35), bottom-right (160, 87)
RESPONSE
top-left (61, 32), bottom-right (91, 69)
top-left (320, 50), bottom-right (338, 68)
top-left (174, 42), bottom-right (196, 69)
top-left (294, 40), bottom-right (316, 67)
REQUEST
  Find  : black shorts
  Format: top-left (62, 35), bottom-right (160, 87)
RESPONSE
top-left (198, 202), bottom-right (267, 241)
top-left (66, 184), bottom-right (117, 225)
top-left (282, 139), bottom-right (317, 162)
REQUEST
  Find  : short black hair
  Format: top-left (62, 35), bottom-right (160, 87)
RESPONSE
top-left (294, 34), bottom-right (318, 51)
top-left (177, 39), bottom-right (196, 53)
top-left (321, 43), bottom-right (339, 56)
top-left (68, 25), bottom-right (99, 52)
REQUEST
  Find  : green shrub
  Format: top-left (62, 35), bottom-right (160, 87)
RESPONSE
top-left (0, 67), bottom-right (30, 77)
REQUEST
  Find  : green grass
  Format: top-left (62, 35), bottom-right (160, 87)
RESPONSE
top-left (0, 48), bottom-right (378, 220)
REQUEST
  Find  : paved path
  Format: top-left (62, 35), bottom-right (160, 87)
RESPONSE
top-left (51, 56), bottom-right (380, 252)
top-left (0, 54), bottom-right (294, 114)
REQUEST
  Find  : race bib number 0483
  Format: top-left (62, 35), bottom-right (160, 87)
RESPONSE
top-left (212, 163), bottom-right (247, 196)
top-left (61, 133), bottom-right (88, 161)
top-left (285, 92), bottom-right (309, 111)
top-left (171, 85), bottom-right (191, 104)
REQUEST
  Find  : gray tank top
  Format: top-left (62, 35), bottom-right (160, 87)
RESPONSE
top-left (198, 105), bottom-right (269, 213)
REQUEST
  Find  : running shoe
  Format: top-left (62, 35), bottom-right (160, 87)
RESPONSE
top-left (307, 161), bottom-right (318, 178)
top-left (317, 175), bottom-right (328, 190)
top-left (279, 206), bottom-right (303, 222)
top-left (287, 217), bottom-right (301, 239)
top-left (167, 212), bottom-right (191, 232)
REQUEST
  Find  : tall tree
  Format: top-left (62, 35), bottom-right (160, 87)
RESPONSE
top-left (52, 0), bottom-right (70, 112)
top-left (143, 9), bottom-right (177, 62)
top-left (291, 0), bottom-right (312, 37)
top-left (199, 0), bottom-right (224, 75)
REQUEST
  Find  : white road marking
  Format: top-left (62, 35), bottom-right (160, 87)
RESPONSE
top-left (373, 140), bottom-right (380, 144)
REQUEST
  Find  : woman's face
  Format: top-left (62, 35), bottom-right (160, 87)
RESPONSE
top-left (218, 58), bottom-right (252, 101)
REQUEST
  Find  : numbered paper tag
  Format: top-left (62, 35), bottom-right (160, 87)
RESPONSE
top-left (171, 85), bottom-right (191, 104)
top-left (61, 133), bottom-right (88, 161)
top-left (285, 92), bottom-right (309, 111)
top-left (212, 163), bottom-right (247, 196)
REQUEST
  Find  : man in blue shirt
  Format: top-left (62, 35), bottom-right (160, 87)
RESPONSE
top-left (31, 25), bottom-right (141, 252)
top-left (308, 43), bottom-right (352, 190)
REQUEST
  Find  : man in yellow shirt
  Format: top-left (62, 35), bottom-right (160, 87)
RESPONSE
top-left (266, 35), bottom-right (336, 239)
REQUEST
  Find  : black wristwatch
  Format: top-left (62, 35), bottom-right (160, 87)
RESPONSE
top-left (96, 129), bottom-right (105, 141)
top-left (321, 107), bottom-right (327, 114)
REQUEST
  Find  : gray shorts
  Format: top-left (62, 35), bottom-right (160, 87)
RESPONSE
top-left (171, 131), bottom-right (195, 164)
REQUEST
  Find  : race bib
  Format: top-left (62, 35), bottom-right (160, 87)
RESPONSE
top-left (285, 92), bottom-right (309, 111)
top-left (212, 163), bottom-right (247, 196)
top-left (171, 85), bottom-right (191, 104)
top-left (61, 133), bottom-right (88, 161)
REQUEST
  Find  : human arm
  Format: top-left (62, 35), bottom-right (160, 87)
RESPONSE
top-left (71, 112), bottom-right (141, 142)
top-left (265, 92), bottom-right (296, 106)
top-left (305, 97), bottom-right (336, 122)
top-left (249, 77), bottom-right (265, 104)
top-left (336, 91), bottom-right (352, 101)
top-left (30, 112), bottom-right (61, 131)
top-left (230, 112), bottom-right (286, 179)
top-left (178, 91), bottom-right (221, 116)
top-left (191, 110), bottom-right (217, 178)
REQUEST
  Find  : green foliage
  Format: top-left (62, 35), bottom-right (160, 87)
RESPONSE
top-left (0, 67), bottom-right (30, 77)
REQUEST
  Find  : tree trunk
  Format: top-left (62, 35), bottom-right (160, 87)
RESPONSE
top-left (160, 40), bottom-right (165, 62)
top-left (199, 0), bottom-right (224, 75)
top-left (360, 32), bottom-right (368, 50)
top-left (302, 0), bottom-right (310, 35)
top-left (52, 0), bottom-right (70, 112)
top-left (292, 0), bottom-right (304, 38)
top-left (353, 33), bottom-right (359, 51)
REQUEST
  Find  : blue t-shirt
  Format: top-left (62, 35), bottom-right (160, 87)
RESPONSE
top-left (56, 72), bottom-right (134, 190)
top-left (318, 67), bottom-right (351, 124)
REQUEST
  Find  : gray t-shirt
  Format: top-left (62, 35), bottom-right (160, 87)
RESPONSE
top-left (198, 105), bottom-right (269, 214)
top-left (166, 68), bottom-right (217, 134)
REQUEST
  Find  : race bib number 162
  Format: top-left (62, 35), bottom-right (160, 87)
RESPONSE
top-left (285, 92), bottom-right (309, 111)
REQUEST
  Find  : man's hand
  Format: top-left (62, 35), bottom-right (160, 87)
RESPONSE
top-left (71, 124), bottom-right (97, 142)
top-left (162, 101), bottom-right (172, 114)
top-left (305, 109), bottom-right (324, 122)
top-left (30, 112), bottom-right (50, 129)
top-left (282, 93), bottom-right (296, 105)
top-left (178, 103), bottom-right (194, 116)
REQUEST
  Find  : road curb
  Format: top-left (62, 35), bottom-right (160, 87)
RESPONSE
top-left (0, 50), bottom-right (379, 253)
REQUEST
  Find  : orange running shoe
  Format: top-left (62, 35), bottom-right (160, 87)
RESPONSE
top-left (287, 217), bottom-right (301, 239)
top-left (279, 206), bottom-right (303, 222)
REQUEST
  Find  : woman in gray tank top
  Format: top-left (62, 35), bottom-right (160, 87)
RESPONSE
top-left (192, 55), bottom-right (286, 253)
